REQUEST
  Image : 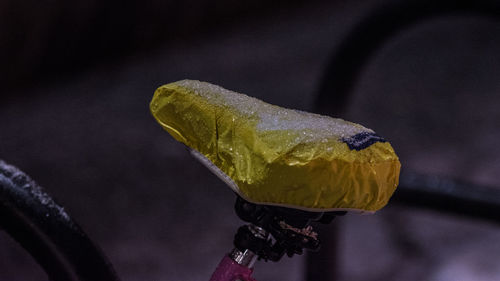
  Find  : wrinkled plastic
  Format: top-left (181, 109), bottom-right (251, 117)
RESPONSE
top-left (150, 80), bottom-right (400, 212)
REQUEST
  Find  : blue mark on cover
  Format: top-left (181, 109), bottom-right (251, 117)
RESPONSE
top-left (342, 132), bottom-right (386, 151)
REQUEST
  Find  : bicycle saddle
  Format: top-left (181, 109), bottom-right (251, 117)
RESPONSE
top-left (150, 80), bottom-right (400, 213)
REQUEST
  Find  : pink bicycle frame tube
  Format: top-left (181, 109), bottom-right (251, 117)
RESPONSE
top-left (209, 255), bottom-right (256, 281)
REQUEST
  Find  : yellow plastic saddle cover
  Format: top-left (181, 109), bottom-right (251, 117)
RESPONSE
top-left (150, 80), bottom-right (401, 213)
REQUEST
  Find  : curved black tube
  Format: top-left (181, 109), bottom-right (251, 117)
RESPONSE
top-left (0, 160), bottom-right (120, 281)
top-left (309, 3), bottom-right (500, 281)
top-left (315, 0), bottom-right (500, 115)
top-left (393, 170), bottom-right (500, 223)
top-left (314, 0), bottom-right (500, 223)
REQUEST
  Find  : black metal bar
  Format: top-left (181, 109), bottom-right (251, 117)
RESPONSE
top-left (304, 223), bottom-right (339, 281)
top-left (309, 2), bottom-right (500, 280)
top-left (0, 160), bottom-right (120, 281)
top-left (315, 0), bottom-right (500, 116)
top-left (393, 170), bottom-right (500, 223)
top-left (313, 0), bottom-right (500, 221)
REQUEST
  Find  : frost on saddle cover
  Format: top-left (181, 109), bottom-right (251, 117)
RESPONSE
top-left (150, 80), bottom-right (400, 212)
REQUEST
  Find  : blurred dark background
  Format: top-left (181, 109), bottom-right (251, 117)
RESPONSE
top-left (1, 0), bottom-right (500, 280)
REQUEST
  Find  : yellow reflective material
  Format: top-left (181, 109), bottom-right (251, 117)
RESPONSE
top-left (150, 80), bottom-right (400, 212)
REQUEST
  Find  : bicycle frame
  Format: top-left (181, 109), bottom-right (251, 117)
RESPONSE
top-left (0, 160), bottom-right (119, 281)
top-left (210, 249), bottom-right (257, 281)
